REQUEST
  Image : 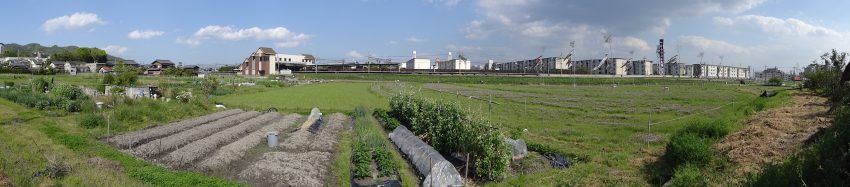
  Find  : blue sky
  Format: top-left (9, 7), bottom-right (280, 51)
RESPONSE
top-left (1, 0), bottom-right (848, 72)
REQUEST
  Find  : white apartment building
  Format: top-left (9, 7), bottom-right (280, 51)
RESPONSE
top-left (626, 59), bottom-right (653, 75)
top-left (572, 58), bottom-right (627, 75)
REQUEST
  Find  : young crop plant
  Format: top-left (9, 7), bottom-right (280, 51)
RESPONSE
top-left (353, 141), bottom-right (371, 179)
top-left (373, 146), bottom-right (397, 177)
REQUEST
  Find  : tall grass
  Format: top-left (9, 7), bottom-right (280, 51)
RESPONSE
top-left (747, 107), bottom-right (850, 186)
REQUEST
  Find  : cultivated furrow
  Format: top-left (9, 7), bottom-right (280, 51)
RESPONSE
top-left (131, 111), bottom-right (261, 158)
top-left (106, 109), bottom-right (243, 149)
top-left (237, 151), bottom-right (331, 187)
top-left (161, 112), bottom-right (281, 168)
top-left (307, 113), bottom-right (348, 152)
top-left (197, 113), bottom-right (303, 171)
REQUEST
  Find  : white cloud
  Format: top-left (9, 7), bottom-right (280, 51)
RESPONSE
top-left (466, 0), bottom-right (765, 39)
top-left (386, 40), bottom-right (398, 45)
top-left (406, 37), bottom-right (428, 43)
top-left (102, 45), bottom-right (129, 55)
top-left (347, 50), bottom-right (364, 59)
top-left (42, 12), bottom-right (106, 34)
top-left (713, 15), bottom-right (843, 37)
top-left (679, 36), bottom-right (750, 55)
top-left (178, 25), bottom-right (311, 47)
top-left (613, 36), bottom-right (652, 52)
top-left (128, 29), bottom-right (165, 39)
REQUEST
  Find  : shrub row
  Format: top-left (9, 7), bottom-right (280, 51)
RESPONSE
top-left (389, 94), bottom-right (510, 180)
top-left (0, 89), bottom-right (82, 112)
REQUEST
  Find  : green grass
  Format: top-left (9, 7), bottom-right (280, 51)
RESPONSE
top-left (37, 123), bottom-right (244, 187)
top-left (215, 82), bottom-right (388, 114)
top-left (368, 80), bottom-right (786, 186)
top-left (0, 74), bottom-right (796, 186)
top-left (334, 130), bottom-right (354, 187)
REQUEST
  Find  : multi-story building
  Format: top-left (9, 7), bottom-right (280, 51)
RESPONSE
top-left (759, 67), bottom-right (785, 80)
top-left (572, 58), bottom-right (627, 75)
top-left (693, 64), bottom-right (750, 79)
top-left (626, 59), bottom-right (653, 75)
top-left (240, 47), bottom-right (315, 76)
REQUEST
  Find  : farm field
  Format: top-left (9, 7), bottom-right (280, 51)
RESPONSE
top-left (0, 74), bottom-right (791, 186)
top-left (106, 108), bottom-right (352, 186)
top-left (324, 74), bottom-right (784, 186)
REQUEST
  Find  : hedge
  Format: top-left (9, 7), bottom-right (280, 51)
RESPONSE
top-left (389, 94), bottom-right (510, 180)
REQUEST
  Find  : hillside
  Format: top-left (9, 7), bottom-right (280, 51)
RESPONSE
top-left (1, 43), bottom-right (123, 60)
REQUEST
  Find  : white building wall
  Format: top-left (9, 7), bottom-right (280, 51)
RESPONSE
top-left (406, 58), bottom-right (431, 70)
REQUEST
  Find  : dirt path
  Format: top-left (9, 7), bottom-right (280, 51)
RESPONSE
top-left (715, 92), bottom-right (832, 175)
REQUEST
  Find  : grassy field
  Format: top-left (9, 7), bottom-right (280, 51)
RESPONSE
top-left (0, 73), bottom-right (790, 186)
top-left (215, 82), bottom-right (387, 114)
top-left (350, 75), bottom-right (784, 186)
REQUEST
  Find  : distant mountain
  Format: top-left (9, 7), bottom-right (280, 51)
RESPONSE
top-left (1, 43), bottom-right (124, 60)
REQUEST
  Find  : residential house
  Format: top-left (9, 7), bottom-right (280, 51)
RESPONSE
top-left (62, 61), bottom-right (87, 75)
top-left (145, 59), bottom-right (175, 75)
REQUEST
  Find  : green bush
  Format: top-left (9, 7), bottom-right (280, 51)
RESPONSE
top-left (677, 120), bottom-right (731, 140)
top-left (389, 94), bottom-right (510, 180)
top-left (767, 76), bottom-right (783, 86)
top-left (31, 77), bottom-right (51, 93)
top-left (669, 164), bottom-right (705, 187)
top-left (667, 132), bottom-right (715, 167)
top-left (79, 113), bottom-right (106, 129)
top-left (51, 84), bottom-right (86, 100)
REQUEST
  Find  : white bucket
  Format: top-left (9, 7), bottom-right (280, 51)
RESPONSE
top-left (266, 131), bottom-right (279, 148)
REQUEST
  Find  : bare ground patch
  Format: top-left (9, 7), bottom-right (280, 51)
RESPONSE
top-left (715, 92), bottom-right (832, 175)
top-left (0, 171), bottom-right (11, 187)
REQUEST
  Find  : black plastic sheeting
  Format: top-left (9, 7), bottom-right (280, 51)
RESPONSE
top-left (352, 180), bottom-right (401, 187)
top-left (547, 154), bottom-right (572, 169)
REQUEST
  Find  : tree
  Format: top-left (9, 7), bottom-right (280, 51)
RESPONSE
top-left (1, 50), bottom-right (16, 57)
top-left (803, 49), bottom-right (849, 113)
top-left (201, 76), bottom-right (219, 97)
top-left (113, 60), bottom-right (140, 86)
top-left (217, 65), bottom-right (236, 72)
top-left (768, 76), bottom-right (783, 86)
